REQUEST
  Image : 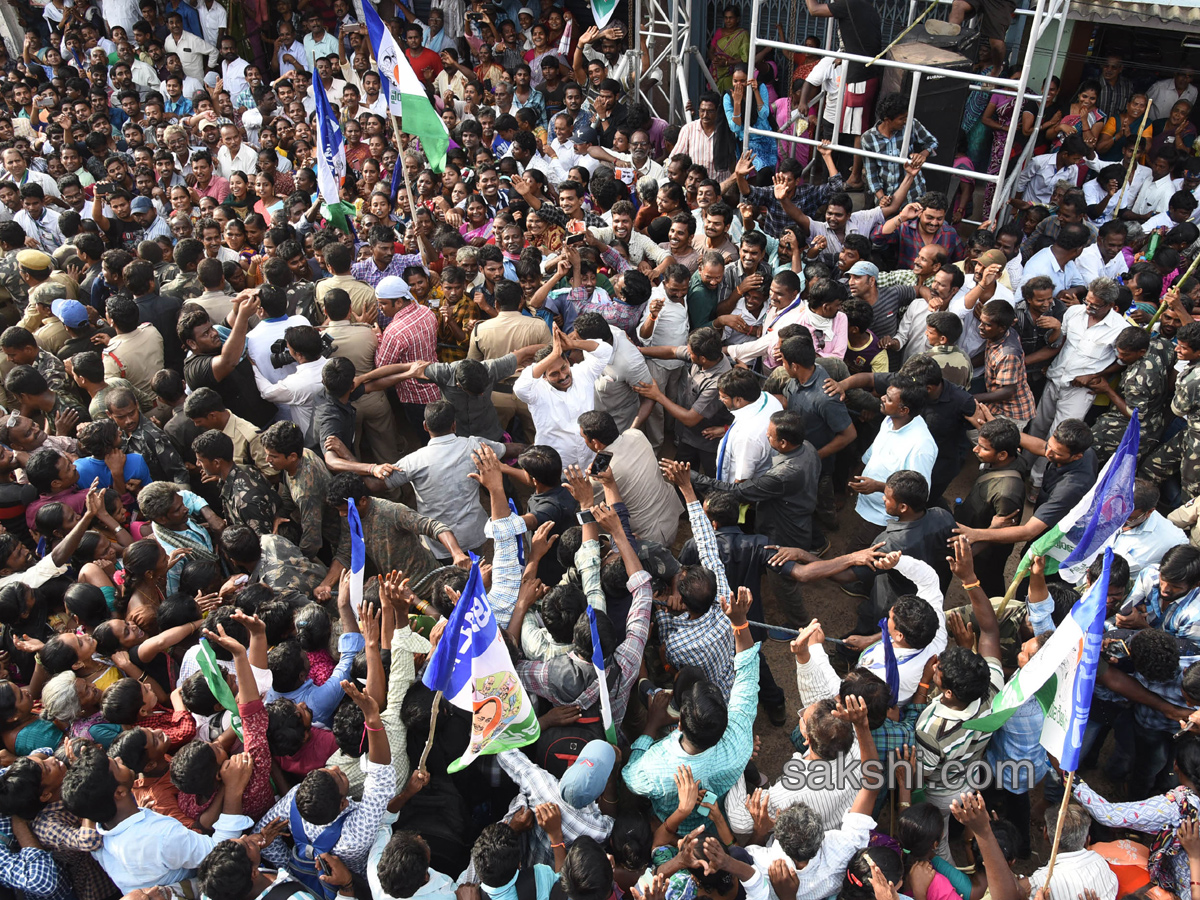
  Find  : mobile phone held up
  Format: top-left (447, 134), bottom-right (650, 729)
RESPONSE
top-left (589, 451), bottom-right (612, 475)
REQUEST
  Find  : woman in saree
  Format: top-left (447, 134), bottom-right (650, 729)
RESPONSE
top-left (1052, 79), bottom-right (1106, 151)
top-left (459, 193), bottom-right (494, 245)
top-left (980, 68), bottom-right (1035, 211)
top-left (709, 6), bottom-right (750, 94)
top-left (1145, 99), bottom-right (1197, 158)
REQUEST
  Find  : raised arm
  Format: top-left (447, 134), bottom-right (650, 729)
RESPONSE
top-left (947, 535), bottom-right (1000, 660)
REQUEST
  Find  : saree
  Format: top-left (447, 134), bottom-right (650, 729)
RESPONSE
top-left (710, 27), bottom-right (750, 93)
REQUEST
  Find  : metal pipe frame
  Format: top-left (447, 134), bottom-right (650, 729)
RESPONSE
top-left (741, 0), bottom-right (1071, 222)
top-left (631, 0), bottom-right (695, 121)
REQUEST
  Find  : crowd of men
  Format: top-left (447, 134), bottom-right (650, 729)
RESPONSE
top-left (0, 2), bottom-right (1200, 900)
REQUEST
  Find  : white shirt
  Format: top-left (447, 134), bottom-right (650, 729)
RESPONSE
top-left (514, 342), bottom-right (615, 471)
top-left (368, 828), bottom-right (458, 900)
top-left (717, 392), bottom-right (782, 482)
top-left (1143, 211), bottom-right (1181, 233)
top-left (857, 557), bottom-right (947, 702)
top-left (253, 357), bottom-right (326, 445)
top-left (1147, 77), bottom-right (1199, 121)
top-left (94, 808), bottom-right (254, 894)
top-left (1017, 152), bottom-right (1077, 205)
top-left (636, 290), bottom-right (689, 369)
top-left (217, 142), bottom-right (260, 179)
top-left (1132, 174), bottom-right (1175, 217)
top-left (165, 30), bottom-right (218, 80)
top-left (10, 168), bottom-right (61, 199)
top-left (806, 208), bottom-right (885, 256)
top-left (198, 0), bottom-right (227, 46)
top-left (246, 314), bottom-right (312, 383)
top-left (1046, 304), bottom-right (1127, 387)
top-left (1027, 849), bottom-right (1119, 900)
top-left (130, 60), bottom-right (162, 95)
top-left (1021, 246), bottom-right (1085, 294)
top-left (856, 416), bottom-right (938, 526)
top-left (1083, 178), bottom-right (1121, 226)
top-left (725, 298), bottom-right (807, 368)
top-left (222, 57), bottom-right (250, 104)
top-left (277, 39), bottom-right (308, 77)
top-left (14, 208), bottom-right (63, 253)
top-left (746, 810), bottom-right (875, 900)
top-left (1076, 242), bottom-right (1130, 284)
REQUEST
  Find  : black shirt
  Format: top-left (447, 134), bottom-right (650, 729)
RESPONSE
top-left (783, 365), bottom-right (854, 475)
top-left (184, 352), bottom-right (277, 428)
top-left (827, 0), bottom-right (882, 83)
top-left (1035, 448), bottom-right (1099, 525)
top-left (136, 292), bottom-right (185, 371)
top-left (528, 485), bottom-right (578, 585)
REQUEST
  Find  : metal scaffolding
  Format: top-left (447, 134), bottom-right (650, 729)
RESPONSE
top-left (739, 0), bottom-right (1072, 222)
top-left (628, 0), bottom-right (716, 123)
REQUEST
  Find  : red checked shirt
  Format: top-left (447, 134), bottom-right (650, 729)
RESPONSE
top-left (377, 301), bottom-right (440, 404)
top-left (985, 331), bottom-right (1036, 422)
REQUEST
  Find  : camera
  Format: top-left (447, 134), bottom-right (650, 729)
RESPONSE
top-left (270, 332), bottom-right (336, 369)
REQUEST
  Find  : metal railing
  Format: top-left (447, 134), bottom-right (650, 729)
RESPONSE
top-left (739, 0), bottom-right (1070, 222)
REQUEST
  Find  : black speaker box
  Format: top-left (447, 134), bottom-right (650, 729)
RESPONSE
top-left (881, 41), bottom-right (975, 195)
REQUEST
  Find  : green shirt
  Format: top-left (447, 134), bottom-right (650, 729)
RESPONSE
top-left (686, 274), bottom-right (719, 330)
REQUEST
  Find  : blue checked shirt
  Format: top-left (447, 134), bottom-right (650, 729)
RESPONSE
top-left (496, 750), bottom-right (613, 867)
top-left (484, 512), bottom-right (527, 630)
top-left (623, 643), bottom-right (761, 832)
top-left (1128, 565), bottom-right (1200, 645)
top-left (654, 501), bottom-right (736, 697)
top-left (0, 814), bottom-right (69, 900)
top-left (744, 177), bottom-right (843, 239)
top-left (350, 253), bottom-right (425, 290)
top-left (513, 88), bottom-right (547, 128)
top-left (860, 120), bottom-right (937, 205)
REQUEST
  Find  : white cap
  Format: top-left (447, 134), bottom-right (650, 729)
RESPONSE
top-left (376, 276), bottom-right (412, 300)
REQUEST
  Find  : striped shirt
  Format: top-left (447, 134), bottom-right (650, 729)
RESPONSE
top-left (913, 656), bottom-right (1004, 797)
top-left (1027, 849), bottom-right (1119, 900)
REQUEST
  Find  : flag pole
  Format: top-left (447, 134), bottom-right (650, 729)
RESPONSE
top-left (995, 569), bottom-right (1026, 617)
top-left (417, 689), bottom-right (443, 775)
top-left (1146, 256), bottom-right (1200, 331)
top-left (1114, 102), bottom-right (1153, 216)
top-left (1041, 771), bottom-right (1076, 892)
top-left (360, 27), bottom-right (434, 262)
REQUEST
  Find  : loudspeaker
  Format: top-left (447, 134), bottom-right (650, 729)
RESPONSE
top-left (880, 41), bottom-right (975, 195)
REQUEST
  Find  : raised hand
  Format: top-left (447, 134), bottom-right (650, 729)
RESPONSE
top-left (341, 678), bottom-right (380, 720)
top-left (674, 764), bottom-right (701, 816)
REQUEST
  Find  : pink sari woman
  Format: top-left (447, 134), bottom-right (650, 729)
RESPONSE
top-left (458, 193), bottom-right (494, 246)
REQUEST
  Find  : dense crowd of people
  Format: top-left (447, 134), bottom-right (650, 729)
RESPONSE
top-left (0, 2), bottom-right (1199, 900)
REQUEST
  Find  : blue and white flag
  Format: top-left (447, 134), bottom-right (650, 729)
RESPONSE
top-left (362, 0), bottom-right (405, 117)
top-left (347, 496), bottom-right (366, 612)
top-left (312, 74), bottom-right (346, 206)
top-left (423, 557), bottom-right (539, 771)
top-left (587, 606), bottom-right (618, 743)
top-left (967, 548), bottom-right (1112, 772)
top-left (1018, 411), bottom-right (1139, 579)
top-left (1038, 548), bottom-right (1110, 770)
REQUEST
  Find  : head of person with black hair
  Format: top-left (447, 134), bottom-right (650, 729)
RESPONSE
top-left (1042, 419), bottom-right (1094, 476)
top-left (882, 469), bottom-right (929, 522)
top-left (715, 367), bottom-right (760, 414)
top-left (974, 417), bottom-right (1022, 472)
top-left (879, 374), bottom-right (927, 427)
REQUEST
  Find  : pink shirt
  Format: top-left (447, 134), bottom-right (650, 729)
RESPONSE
top-left (196, 175), bottom-right (230, 203)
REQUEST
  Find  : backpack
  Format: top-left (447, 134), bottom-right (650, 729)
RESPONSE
top-left (287, 795), bottom-right (349, 900)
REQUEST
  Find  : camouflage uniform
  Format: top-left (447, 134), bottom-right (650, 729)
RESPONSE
top-left (249, 533), bottom-right (328, 606)
top-left (123, 415), bottom-right (191, 486)
top-left (160, 271), bottom-right (203, 303)
top-left (32, 351), bottom-right (90, 426)
top-left (335, 497), bottom-right (448, 585)
top-left (1092, 349), bottom-right (1169, 464)
top-left (219, 464), bottom-right (282, 536)
top-left (1141, 361), bottom-right (1200, 492)
top-left (923, 345), bottom-right (973, 390)
top-left (154, 262), bottom-right (180, 287)
top-left (0, 250), bottom-right (28, 325)
top-left (277, 448), bottom-right (337, 559)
